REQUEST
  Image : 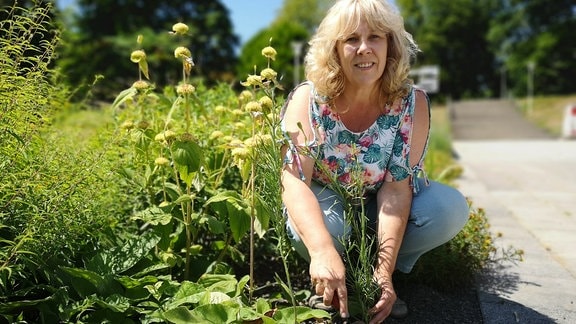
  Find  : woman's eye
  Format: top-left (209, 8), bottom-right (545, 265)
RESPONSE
top-left (345, 37), bottom-right (358, 43)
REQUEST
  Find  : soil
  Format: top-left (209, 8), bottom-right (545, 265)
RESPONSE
top-left (304, 279), bottom-right (484, 324)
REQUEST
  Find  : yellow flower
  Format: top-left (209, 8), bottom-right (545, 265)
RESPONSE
top-left (241, 74), bottom-right (263, 87)
top-left (262, 46), bottom-right (277, 60)
top-left (229, 138), bottom-right (243, 147)
top-left (238, 90), bottom-right (253, 102)
top-left (245, 101), bottom-right (262, 113)
top-left (258, 96), bottom-right (273, 112)
top-left (120, 121), bottom-right (134, 130)
top-left (260, 68), bottom-right (277, 80)
top-left (174, 46), bottom-right (192, 59)
top-left (210, 130), bottom-right (224, 140)
top-left (234, 122), bottom-right (246, 130)
top-left (232, 109), bottom-right (244, 117)
top-left (214, 105), bottom-right (226, 113)
top-left (176, 83), bottom-right (196, 95)
top-left (231, 147), bottom-right (250, 160)
top-left (130, 50), bottom-right (146, 63)
top-left (155, 157), bottom-right (170, 166)
top-left (172, 22), bottom-right (189, 35)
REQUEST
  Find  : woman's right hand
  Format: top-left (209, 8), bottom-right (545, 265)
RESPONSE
top-left (309, 249), bottom-right (349, 319)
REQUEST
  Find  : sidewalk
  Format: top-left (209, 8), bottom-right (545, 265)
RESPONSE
top-left (451, 100), bottom-right (576, 323)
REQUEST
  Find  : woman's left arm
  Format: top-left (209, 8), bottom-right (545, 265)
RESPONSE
top-left (369, 90), bottom-right (430, 323)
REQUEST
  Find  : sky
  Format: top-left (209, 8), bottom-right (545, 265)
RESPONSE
top-left (57, 0), bottom-right (285, 46)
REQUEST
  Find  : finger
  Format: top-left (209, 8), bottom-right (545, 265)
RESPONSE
top-left (336, 287), bottom-right (349, 319)
top-left (315, 282), bottom-right (324, 296)
top-left (323, 287), bottom-right (335, 306)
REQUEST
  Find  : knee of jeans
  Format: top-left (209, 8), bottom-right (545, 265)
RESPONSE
top-left (439, 188), bottom-right (470, 237)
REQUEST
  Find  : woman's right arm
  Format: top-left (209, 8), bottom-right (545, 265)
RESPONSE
top-left (280, 85), bottom-right (349, 317)
top-left (281, 84), bottom-right (334, 257)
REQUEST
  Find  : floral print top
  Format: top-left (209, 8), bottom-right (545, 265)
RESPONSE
top-left (281, 81), bottom-right (430, 195)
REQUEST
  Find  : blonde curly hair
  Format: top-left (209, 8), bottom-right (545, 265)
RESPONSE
top-left (305, 0), bottom-right (418, 106)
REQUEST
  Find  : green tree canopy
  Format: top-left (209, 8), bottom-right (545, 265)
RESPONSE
top-left (57, 0), bottom-right (239, 100)
top-left (397, 0), bottom-right (500, 100)
top-left (237, 0), bottom-right (332, 92)
top-left (488, 0), bottom-right (576, 95)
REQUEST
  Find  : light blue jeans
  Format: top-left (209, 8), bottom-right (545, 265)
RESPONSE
top-left (286, 179), bottom-right (470, 273)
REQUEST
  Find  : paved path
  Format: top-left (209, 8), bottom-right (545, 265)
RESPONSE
top-left (450, 99), bottom-right (576, 323)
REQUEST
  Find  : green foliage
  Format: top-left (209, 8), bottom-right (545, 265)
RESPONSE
top-left (487, 0), bottom-right (576, 96)
top-left (0, 3), bottom-right (131, 322)
top-left (1, 2), bottom-right (529, 322)
top-left (57, 0), bottom-right (239, 100)
top-left (237, 21), bottom-right (309, 92)
top-left (397, 0), bottom-right (500, 100)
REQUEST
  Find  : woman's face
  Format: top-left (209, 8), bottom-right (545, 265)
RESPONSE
top-left (336, 19), bottom-right (388, 89)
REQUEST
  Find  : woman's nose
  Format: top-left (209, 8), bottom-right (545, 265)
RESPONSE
top-left (357, 39), bottom-right (372, 55)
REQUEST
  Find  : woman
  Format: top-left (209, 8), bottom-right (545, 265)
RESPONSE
top-left (280, 0), bottom-right (469, 323)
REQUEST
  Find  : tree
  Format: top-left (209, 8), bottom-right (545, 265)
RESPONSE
top-left (56, 0), bottom-right (239, 100)
top-left (237, 0), bottom-right (332, 92)
top-left (237, 21), bottom-right (308, 92)
top-left (488, 0), bottom-right (576, 96)
top-left (397, 0), bottom-right (500, 99)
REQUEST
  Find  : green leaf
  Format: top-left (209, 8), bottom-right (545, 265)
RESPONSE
top-left (60, 267), bottom-right (106, 298)
top-left (139, 59), bottom-right (150, 79)
top-left (173, 140), bottom-right (203, 186)
top-left (112, 87), bottom-right (137, 109)
top-left (205, 191), bottom-right (250, 242)
top-left (86, 231), bottom-right (161, 275)
top-left (162, 306), bottom-right (195, 324)
top-left (273, 306), bottom-right (330, 323)
top-left (131, 206), bottom-right (172, 225)
top-left (172, 303), bottom-right (240, 324)
top-left (228, 205), bottom-right (251, 243)
top-left (197, 274), bottom-right (237, 295)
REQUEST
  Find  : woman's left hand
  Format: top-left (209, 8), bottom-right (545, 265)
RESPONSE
top-left (368, 278), bottom-right (397, 324)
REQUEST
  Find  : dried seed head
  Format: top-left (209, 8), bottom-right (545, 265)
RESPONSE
top-left (176, 83), bottom-right (196, 95)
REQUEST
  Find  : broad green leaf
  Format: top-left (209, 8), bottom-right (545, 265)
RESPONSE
top-left (93, 294), bottom-right (131, 313)
top-left (178, 303), bottom-right (240, 324)
top-left (173, 140), bottom-right (203, 186)
top-left (60, 267), bottom-right (105, 298)
top-left (197, 274), bottom-right (239, 297)
top-left (86, 231), bottom-right (161, 275)
top-left (202, 215), bottom-right (225, 234)
top-left (131, 206), bottom-right (172, 226)
top-left (273, 306), bottom-right (330, 323)
top-left (228, 205), bottom-right (251, 243)
top-left (162, 306), bottom-right (195, 324)
top-left (235, 275), bottom-right (250, 298)
top-left (238, 306), bottom-right (276, 324)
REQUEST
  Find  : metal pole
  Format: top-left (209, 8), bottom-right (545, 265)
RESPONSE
top-left (527, 61), bottom-right (535, 116)
top-left (291, 41), bottom-right (303, 88)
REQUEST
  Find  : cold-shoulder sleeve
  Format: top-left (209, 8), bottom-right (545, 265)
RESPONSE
top-left (384, 87), bottom-right (430, 194)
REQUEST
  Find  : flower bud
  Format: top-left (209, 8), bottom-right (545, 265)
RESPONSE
top-left (130, 50), bottom-right (146, 63)
top-left (261, 46), bottom-right (277, 60)
top-left (155, 157), bottom-right (170, 166)
top-left (260, 68), bottom-right (277, 80)
top-left (174, 46), bottom-right (192, 59)
top-left (172, 22), bottom-right (189, 35)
